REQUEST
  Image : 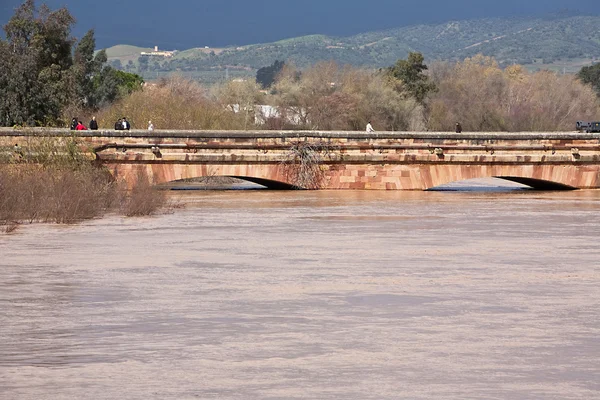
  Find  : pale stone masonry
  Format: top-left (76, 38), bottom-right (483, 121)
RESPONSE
top-left (2, 129), bottom-right (600, 190)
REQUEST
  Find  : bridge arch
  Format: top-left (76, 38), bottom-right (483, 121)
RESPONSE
top-left (106, 162), bottom-right (300, 190)
top-left (107, 162), bottom-right (595, 191)
top-left (417, 164), bottom-right (587, 191)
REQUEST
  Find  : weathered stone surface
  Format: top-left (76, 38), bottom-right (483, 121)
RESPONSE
top-left (2, 129), bottom-right (600, 190)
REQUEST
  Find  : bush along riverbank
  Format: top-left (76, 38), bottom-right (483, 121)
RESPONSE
top-left (0, 136), bottom-right (167, 233)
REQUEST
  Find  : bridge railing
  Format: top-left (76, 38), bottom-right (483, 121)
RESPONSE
top-left (2, 127), bottom-right (600, 140)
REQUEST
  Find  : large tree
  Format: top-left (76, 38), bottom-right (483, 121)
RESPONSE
top-left (256, 60), bottom-right (285, 89)
top-left (0, 0), bottom-right (144, 126)
top-left (72, 29), bottom-right (98, 108)
top-left (0, 0), bottom-right (75, 126)
top-left (388, 52), bottom-right (436, 104)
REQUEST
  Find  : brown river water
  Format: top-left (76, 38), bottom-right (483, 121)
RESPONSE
top-left (1, 182), bottom-right (600, 399)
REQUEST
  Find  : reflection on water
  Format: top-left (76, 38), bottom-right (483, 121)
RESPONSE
top-left (1, 189), bottom-right (600, 399)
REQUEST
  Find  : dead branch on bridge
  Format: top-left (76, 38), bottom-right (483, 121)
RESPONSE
top-left (281, 140), bottom-right (337, 189)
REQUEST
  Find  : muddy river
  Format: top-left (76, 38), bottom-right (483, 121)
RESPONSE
top-left (1, 185), bottom-right (600, 399)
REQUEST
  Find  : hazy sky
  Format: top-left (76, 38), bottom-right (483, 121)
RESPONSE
top-left (1, 0), bottom-right (600, 49)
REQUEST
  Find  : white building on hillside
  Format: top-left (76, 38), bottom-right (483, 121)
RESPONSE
top-left (141, 46), bottom-right (176, 57)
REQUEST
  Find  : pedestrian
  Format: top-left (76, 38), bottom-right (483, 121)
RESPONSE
top-left (148, 120), bottom-right (154, 131)
top-left (89, 116), bottom-right (98, 130)
top-left (115, 119), bottom-right (123, 130)
top-left (75, 120), bottom-right (87, 130)
top-left (455, 122), bottom-right (462, 133)
top-left (366, 121), bottom-right (375, 132)
top-left (70, 117), bottom-right (78, 130)
top-left (122, 117), bottom-right (131, 130)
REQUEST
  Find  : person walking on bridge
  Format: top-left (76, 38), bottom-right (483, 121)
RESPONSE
top-left (366, 121), bottom-right (375, 132)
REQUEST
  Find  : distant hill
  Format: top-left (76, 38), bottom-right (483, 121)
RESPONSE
top-left (102, 14), bottom-right (600, 83)
top-left (105, 44), bottom-right (153, 58)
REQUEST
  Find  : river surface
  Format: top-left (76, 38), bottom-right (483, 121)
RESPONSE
top-left (1, 185), bottom-right (600, 399)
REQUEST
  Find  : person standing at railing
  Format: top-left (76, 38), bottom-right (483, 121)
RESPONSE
top-left (75, 120), bottom-right (87, 130)
top-left (89, 116), bottom-right (98, 130)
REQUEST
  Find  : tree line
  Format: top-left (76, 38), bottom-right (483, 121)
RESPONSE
top-left (246, 54), bottom-right (600, 132)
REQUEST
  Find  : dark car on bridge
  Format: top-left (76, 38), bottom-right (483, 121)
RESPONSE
top-left (576, 121), bottom-right (600, 133)
top-left (576, 121), bottom-right (590, 131)
top-left (587, 122), bottom-right (600, 133)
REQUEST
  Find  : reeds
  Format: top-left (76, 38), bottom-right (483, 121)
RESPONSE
top-left (0, 137), bottom-right (168, 233)
top-left (122, 171), bottom-right (167, 217)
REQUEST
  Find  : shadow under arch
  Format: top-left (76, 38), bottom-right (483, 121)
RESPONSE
top-left (159, 176), bottom-right (297, 190)
top-left (427, 177), bottom-right (577, 192)
top-left (496, 176), bottom-right (577, 191)
top-left (229, 176), bottom-right (296, 190)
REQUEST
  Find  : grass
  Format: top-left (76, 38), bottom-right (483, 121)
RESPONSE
top-left (104, 44), bottom-right (154, 58)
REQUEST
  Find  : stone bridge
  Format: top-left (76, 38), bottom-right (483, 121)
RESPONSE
top-left (2, 128), bottom-right (600, 190)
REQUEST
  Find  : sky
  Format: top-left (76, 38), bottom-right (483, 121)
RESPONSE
top-left (1, 0), bottom-right (600, 49)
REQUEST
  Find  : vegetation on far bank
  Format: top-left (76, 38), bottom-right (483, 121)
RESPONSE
top-left (95, 55), bottom-right (599, 132)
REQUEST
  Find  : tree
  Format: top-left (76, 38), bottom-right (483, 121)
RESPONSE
top-left (71, 29), bottom-right (104, 108)
top-left (91, 67), bottom-right (144, 108)
top-left (213, 79), bottom-right (263, 129)
top-left (271, 61), bottom-right (425, 131)
top-left (110, 59), bottom-right (122, 70)
top-left (0, 0), bottom-right (146, 126)
top-left (138, 56), bottom-right (149, 73)
top-left (426, 55), bottom-right (600, 132)
top-left (0, 0), bottom-right (75, 126)
top-left (388, 52), bottom-right (436, 104)
top-left (577, 63), bottom-right (600, 96)
top-left (256, 60), bottom-right (285, 89)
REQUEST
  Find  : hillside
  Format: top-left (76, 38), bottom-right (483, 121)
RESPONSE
top-left (103, 14), bottom-right (600, 83)
top-left (105, 44), bottom-right (153, 58)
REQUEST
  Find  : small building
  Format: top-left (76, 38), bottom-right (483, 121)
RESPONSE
top-left (140, 46), bottom-right (176, 58)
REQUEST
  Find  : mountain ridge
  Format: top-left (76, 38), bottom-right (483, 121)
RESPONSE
top-left (104, 14), bottom-right (600, 82)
